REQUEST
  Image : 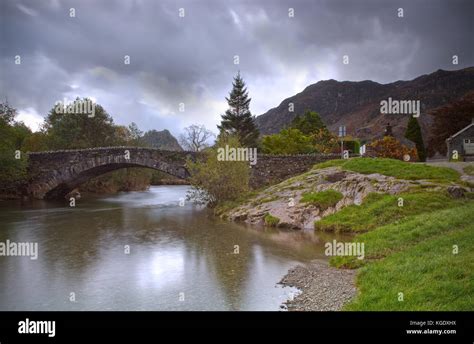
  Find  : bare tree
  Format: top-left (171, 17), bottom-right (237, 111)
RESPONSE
top-left (179, 124), bottom-right (215, 152)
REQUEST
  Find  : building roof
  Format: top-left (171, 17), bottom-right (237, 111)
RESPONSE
top-left (446, 121), bottom-right (474, 142)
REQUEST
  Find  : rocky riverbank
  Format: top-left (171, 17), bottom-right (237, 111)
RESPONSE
top-left (280, 260), bottom-right (357, 311)
top-left (223, 159), bottom-right (473, 311)
top-left (224, 163), bottom-right (471, 229)
top-left (225, 166), bottom-right (416, 229)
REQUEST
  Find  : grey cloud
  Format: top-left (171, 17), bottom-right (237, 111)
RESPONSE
top-left (1, 0), bottom-right (472, 135)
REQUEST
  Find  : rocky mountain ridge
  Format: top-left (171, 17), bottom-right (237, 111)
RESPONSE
top-left (255, 67), bottom-right (474, 143)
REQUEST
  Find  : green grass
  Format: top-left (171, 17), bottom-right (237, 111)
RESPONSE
top-left (300, 189), bottom-right (343, 210)
top-left (330, 203), bottom-right (474, 269)
top-left (343, 158), bottom-right (460, 181)
top-left (315, 191), bottom-right (462, 233)
top-left (463, 165), bottom-right (474, 176)
top-left (264, 213), bottom-right (280, 227)
top-left (313, 158), bottom-right (460, 182)
top-left (343, 210), bottom-right (474, 310)
top-left (312, 159), bottom-right (346, 170)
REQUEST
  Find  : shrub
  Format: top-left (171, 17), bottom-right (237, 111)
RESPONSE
top-left (261, 128), bottom-right (314, 154)
top-left (368, 136), bottom-right (418, 161)
top-left (343, 139), bottom-right (361, 154)
top-left (186, 135), bottom-right (250, 207)
top-left (264, 213), bottom-right (280, 227)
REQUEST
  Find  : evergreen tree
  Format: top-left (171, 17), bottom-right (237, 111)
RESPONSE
top-left (405, 116), bottom-right (426, 162)
top-left (217, 72), bottom-right (259, 147)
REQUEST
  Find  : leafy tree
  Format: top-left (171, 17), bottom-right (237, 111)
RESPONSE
top-left (217, 72), bottom-right (259, 147)
top-left (42, 99), bottom-right (154, 193)
top-left (113, 125), bottom-right (133, 145)
top-left (179, 124), bottom-right (215, 152)
top-left (310, 128), bottom-right (340, 153)
top-left (128, 122), bottom-right (143, 145)
top-left (262, 128), bottom-right (314, 154)
top-left (427, 91), bottom-right (474, 157)
top-left (262, 110), bottom-right (339, 154)
top-left (0, 102), bottom-right (17, 125)
top-left (11, 122), bottom-right (32, 150)
top-left (291, 110), bottom-right (326, 135)
top-left (404, 116), bottom-right (426, 162)
top-left (22, 132), bottom-right (49, 152)
top-left (0, 103), bottom-right (29, 188)
top-left (291, 110), bottom-right (339, 153)
top-left (43, 98), bottom-right (117, 149)
top-left (186, 135), bottom-right (250, 207)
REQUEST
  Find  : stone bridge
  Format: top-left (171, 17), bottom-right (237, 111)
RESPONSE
top-left (26, 147), bottom-right (342, 199)
top-left (27, 147), bottom-right (197, 199)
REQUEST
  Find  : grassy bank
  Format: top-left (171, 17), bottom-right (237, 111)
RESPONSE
top-left (315, 191), bottom-right (464, 233)
top-left (220, 157), bottom-right (473, 310)
top-left (309, 158), bottom-right (473, 310)
top-left (344, 204), bottom-right (474, 310)
top-left (313, 157), bottom-right (460, 181)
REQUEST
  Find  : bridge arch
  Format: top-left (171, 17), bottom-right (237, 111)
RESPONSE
top-left (27, 147), bottom-right (196, 199)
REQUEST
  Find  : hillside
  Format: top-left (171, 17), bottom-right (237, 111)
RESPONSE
top-left (255, 67), bottom-right (474, 144)
top-left (141, 129), bottom-right (183, 151)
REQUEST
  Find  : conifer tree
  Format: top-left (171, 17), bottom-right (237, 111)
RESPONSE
top-left (405, 116), bottom-right (426, 162)
top-left (217, 72), bottom-right (259, 147)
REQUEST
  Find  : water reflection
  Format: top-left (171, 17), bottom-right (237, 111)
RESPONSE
top-left (0, 186), bottom-right (349, 311)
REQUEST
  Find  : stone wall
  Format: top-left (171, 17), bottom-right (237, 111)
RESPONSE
top-left (250, 153), bottom-right (342, 188)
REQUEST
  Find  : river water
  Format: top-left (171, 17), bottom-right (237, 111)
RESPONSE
top-left (0, 185), bottom-right (346, 311)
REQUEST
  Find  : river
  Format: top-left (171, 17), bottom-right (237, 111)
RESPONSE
top-left (0, 185), bottom-right (346, 311)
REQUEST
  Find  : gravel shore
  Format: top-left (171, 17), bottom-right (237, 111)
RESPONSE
top-left (279, 260), bottom-right (357, 311)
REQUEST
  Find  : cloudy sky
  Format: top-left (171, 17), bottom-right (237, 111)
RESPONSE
top-left (1, 0), bottom-right (473, 137)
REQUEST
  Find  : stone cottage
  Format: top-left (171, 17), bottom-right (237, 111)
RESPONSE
top-left (446, 119), bottom-right (474, 161)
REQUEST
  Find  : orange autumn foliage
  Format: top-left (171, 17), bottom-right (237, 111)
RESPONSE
top-left (368, 136), bottom-right (418, 161)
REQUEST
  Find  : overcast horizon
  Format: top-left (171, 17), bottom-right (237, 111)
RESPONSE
top-left (1, 0), bottom-right (473, 137)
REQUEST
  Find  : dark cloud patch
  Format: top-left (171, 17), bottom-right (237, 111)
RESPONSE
top-left (1, 0), bottom-right (472, 135)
